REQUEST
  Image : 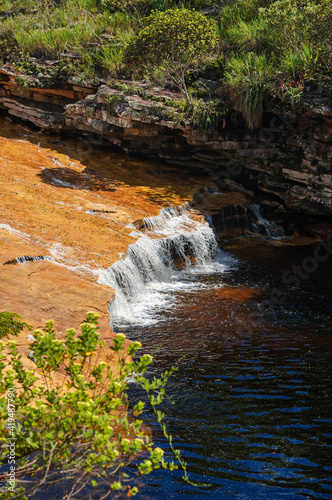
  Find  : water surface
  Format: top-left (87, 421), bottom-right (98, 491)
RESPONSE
top-left (122, 243), bottom-right (332, 500)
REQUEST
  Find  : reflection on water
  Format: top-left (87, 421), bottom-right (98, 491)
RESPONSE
top-left (123, 243), bottom-right (332, 500)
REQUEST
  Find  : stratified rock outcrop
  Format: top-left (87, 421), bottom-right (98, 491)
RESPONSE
top-left (0, 67), bottom-right (331, 218)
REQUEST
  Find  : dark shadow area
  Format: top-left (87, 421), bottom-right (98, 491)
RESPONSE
top-left (0, 113), bottom-right (208, 198)
top-left (38, 167), bottom-right (117, 192)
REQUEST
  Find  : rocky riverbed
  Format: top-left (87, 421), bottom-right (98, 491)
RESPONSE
top-left (0, 118), bottom-right (207, 369)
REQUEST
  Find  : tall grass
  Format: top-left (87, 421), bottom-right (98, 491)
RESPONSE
top-left (225, 52), bottom-right (274, 129)
top-left (227, 18), bottom-right (265, 50)
top-left (0, 0), bottom-right (330, 116)
top-left (13, 24), bottom-right (96, 56)
top-left (219, 0), bottom-right (271, 40)
top-left (279, 42), bottom-right (322, 79)
top-left (1, 0), bottom-right (133, 78)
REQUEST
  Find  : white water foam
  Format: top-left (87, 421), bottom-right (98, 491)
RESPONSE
top-left (54, 201), bottom-right (83, 210)
top-left (0, 223), bottom-right (30, 241)
top-left (98, 206), bottom-right (237, 329)
top-left (0, 221), bottom-right (104, 285)
top-left (215, 204), bottom-right (285, 240)
top-left (47, 242), bottom-right (102, 278)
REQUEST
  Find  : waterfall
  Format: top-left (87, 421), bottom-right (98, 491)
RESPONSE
top-left (212, 204), bottom-right (285, 239)
top-left (98, 205), bottom-right (231, 329)
top-left (98, 203), bottom-right (285, 329)
top-left (249, 204), bottom-right (285, 239)
top-left (3, 255), bottom-right (54, 265)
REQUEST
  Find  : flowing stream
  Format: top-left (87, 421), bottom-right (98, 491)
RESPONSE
top-left (98, 204), bottom-right (332, 499)
top-left (98, 204), bottom-right (282, 329)
top-left (99, 205), bottom-right (222, 328)
top-left (1, 119), bottom-right (330, 499)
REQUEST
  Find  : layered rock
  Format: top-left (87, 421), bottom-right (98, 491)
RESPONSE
top-left (0, 71), bottom-right (331, 219)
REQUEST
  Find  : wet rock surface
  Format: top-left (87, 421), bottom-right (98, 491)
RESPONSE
top-left (0, 75), bottom-right (331, 220)
top-left (0, 119), bottom-right (207, 371)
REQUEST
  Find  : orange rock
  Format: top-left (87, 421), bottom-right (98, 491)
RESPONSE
top-left (215, 287), bottom-right (262, 301)
top-left (0, 119), bottom-right (206, 375)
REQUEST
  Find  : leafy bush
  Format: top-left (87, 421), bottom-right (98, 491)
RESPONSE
top-left (260, 0), bottom-right (318, 52)
top-left (123, 8), bottom-right (218, 103)
top-left (0, 312), bottom-right (184, 499)
top-left (0, 312), bottom-right (31, 340)
top-left (259, 0), bottom-right (331, 76)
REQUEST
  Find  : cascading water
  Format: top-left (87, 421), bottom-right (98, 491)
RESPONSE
top-left (212, 203), bottom-right (285, 239)
top-left (98, 205), bottom-right (234, 329)
top-left (249, 204), bottom-right (285, 238)
top-left (98, 203), bottom-right (286, 330)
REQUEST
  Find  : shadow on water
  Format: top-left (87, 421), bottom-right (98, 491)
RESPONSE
top-left (0, 117), bottom-right (208, 200)
top-left (38, 167), bottom-right (117, 192)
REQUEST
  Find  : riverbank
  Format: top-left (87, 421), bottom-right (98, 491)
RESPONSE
top-left (0, 118), bottom-right (207, 369)
top-left (1, 70), bottom-right (331, 224)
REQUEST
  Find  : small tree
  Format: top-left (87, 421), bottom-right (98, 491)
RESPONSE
top-left (123, 8), bottom-right (217, 103)
top-left (0, 313), bottom-right (184, 499)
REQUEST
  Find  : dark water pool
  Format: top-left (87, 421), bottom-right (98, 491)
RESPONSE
top-left (124, 243), bottom-right (332, 500)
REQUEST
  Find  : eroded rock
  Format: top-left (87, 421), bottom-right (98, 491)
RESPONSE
top-left (0, 76), bottom-right (331, 219)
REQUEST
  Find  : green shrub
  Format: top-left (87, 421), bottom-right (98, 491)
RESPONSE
top-left (0, 312), bottom-right (31, 340)
top-left (123, 8), bottom-right (218, 103)
top-left (259, 0), bottom-right (331, 76)
top-left (0, 312), bottom-right (186, 499)
top-left (259, 0), bottom-right (307, 53)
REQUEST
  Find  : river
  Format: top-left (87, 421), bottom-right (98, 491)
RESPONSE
top-left (95, 202), bottom-right (332, 500)
top-left (123, 242), bottom-right (332, 500)
top-left (1, 121), bottom-right (331, 499)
